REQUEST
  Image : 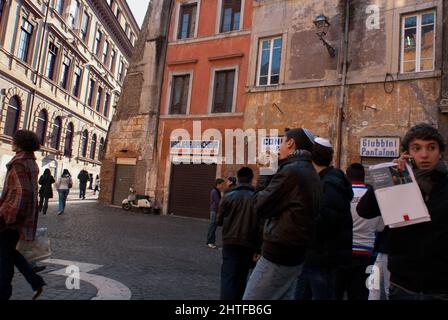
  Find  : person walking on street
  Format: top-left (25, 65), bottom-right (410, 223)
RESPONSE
top-left (243, 128), bottom-right (322, 300)
top-left (0, 130), bottom-right (46, 300)
top-left (88, 173), bottom-right (93, 190)
top-left (38, 169), bottom-right (55, 216)
top-left (335, 163), bottom-right (384, 300)
top-left (77, 170), bottom-right (89, 199)
top-left (56, 169), bottom-right (73, 215)
top-left (206, 179), bottom-right (226, 249)
top-left (295, 138), bottom-right (353, 300)
top-left (93, 175), bottom-right (100, 195)
top-left (357, 123), bottom-right (448, 300)
top-left (217, 167), bottom-right (263, 300)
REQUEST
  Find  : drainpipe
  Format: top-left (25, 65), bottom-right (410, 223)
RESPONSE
top-left (27, 0), bottom-right (50, 130)
top-left (335, 0), bottom-right (350, 168)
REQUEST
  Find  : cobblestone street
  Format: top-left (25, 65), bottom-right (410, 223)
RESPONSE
top-left (11, 200), bottom-right (222, 300)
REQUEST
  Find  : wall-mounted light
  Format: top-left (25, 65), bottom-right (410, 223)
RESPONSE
top-left (313, 15), bottom-right (336, 58)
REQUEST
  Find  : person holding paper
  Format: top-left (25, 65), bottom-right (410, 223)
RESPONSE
top-left (357, 123), bottom-right (448, 300)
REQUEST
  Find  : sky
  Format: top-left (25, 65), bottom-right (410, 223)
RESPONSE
top-left (126, 0), bottom-right (151, 28)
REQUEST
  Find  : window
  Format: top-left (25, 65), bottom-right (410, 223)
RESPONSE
top-left (17, 18), bottom-right (34, 63)
top-left (125, 24), bottom-right (130, 37)
top-left (72, 65), bottom-right (82, 97)
top-left (94, 30), bottom-right (102, 56)
top-left (55, 0), bottom-right (64, 15)
top-left (116, 7), bottom-right (121, 19)
top-left (401, 11), bottom-right (435, 73)
top-left (81, 130), bottom-right (88, 157)
top-left (103, 93), bottom-right (110, 117)
top-left (99, 137), bottom-right (105, 160)
top-left (177, 3), bottom-right (197, 40)
top-left (118, 60), bottom-right (124, 82)
top-left (90, 134), bottom-right (97, 160)
top-left (60, 55), bottom-right (71, 89)
top-left (257, 37), bottom-right (282, 86)
top-left (169, 74), bottom-right (190, 114)
top-left (102, 40), bottom-right (109, 65)
top-left (4, 96), bottom-right (20, 137)
top-left (64, 122), bottom-right (74, 157)
top-left (45, 42), bottom-right (58, 80)
top-left (0, 0), bottom-right (5, 23)
top-left (220, 0), bottom-right (241, 33)
top-left (50, 116), bottom-right (62, 150)
top-left (36, 110), bottom-right (48, 146)
top-left (80, 12), bottom-right (90, 41)
top-left (130, 33), bottom-right (135, 46)
top-left (109, 49), bottom-right (116, 72)
top-left (87, 79), bottom-right (95, 107)
top-left (69, 0), bottom-right (80, 28)
top-left (96, 87), bottom-right (103, 112)
top-left (212, 69), bottom-right (235, 113)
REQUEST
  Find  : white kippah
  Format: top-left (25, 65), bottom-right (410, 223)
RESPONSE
top-left (314, 137), bottom-right (333, 148)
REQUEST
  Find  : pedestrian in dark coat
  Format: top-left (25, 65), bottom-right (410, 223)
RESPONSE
top-left (38, 169), bottom-right (55, 215)
top-left (77, 170), bottom-right (89, 199)
top-left (206, 179), bottom-right (226, 249)
top-left (0, 130), bottom-right (46, 300)
top-left (295, 138), bottom-right (353, 300)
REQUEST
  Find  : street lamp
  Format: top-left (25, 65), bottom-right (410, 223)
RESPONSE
top-left (313, 14), bottom-right (336, 58)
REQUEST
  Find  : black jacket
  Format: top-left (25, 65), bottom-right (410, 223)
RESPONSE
top-left (357, 164), bottom-right (448, 294)
top-left (39, 174), bottom-right (55, 198)
top-left (78, 171), bottom-right (89, 184)
top-left (254, 151), bottom-right (322, 266)
top-left (217, 184), bottom-right (262, 252)
top-left (305, 167), bottom-right (354, 268)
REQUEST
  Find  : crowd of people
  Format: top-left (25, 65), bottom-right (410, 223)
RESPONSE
top-left (210, 123), bottom-right (448, 301)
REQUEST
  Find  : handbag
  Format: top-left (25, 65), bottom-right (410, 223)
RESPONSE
top-left (16, 228), bottom-right (52, 262)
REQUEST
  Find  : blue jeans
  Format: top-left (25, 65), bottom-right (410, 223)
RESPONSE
top-left (243, 256), bottom-right (303, 300)
top-left (389, 284), bottom-right (448, 300)
top-left (295, 266), bottom-right (337, 300)
top-left (58, 190), bottom-right (69, 212)
top-left (206, 211), bottom-right (217, 245)
top-left (79, 183), bottom-right (87, 198)
top-left (221, 245), bottom-right (254, 300)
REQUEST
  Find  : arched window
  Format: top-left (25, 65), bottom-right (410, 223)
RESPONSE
top-left (50, 116), bottom-right (62, 150)
top-left (64, 122), bottom-right (74, 157)
top-left (99, 137), bottom-right (105, 160)
top-left (4, 96), bottom-right (21, 137)
top-left (81, 129), bottom-right (88, 157)
top-left (0, 0), bottom-right (5, 26)
top-left (36, 109), bottom-right (48, 145)
top-left (90, 134), bottom-right (97, 160)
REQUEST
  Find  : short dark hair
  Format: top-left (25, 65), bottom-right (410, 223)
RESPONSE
top-left (346, 163), bottom-right (365, 182)
top-left (284, 128), bottom-right (315, 152)
top-left (227, 176), bottom-right (237, 184)
top-left (13, 130), bottom-right (40, 152)
top-left (237, 167), bottom-right (254, 184)
top-left (215, 178), bottom-right (225, 187)
top-left (401, 123), bottom-right (446, 153)
top-left (312, 143), bottom-right (334, 167)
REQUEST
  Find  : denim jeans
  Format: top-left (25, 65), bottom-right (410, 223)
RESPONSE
top-left (58, 190), bottom-right (69, 212)
top-left (0, 229), bottom-right (45, 300)
top-left (206, 211), bottom-right (217, 245)
top-left (389, 284), bottom-right (448, 300)
top-left (243, 256), bottom-right (303, 300)
top-left (221, 245), bottom-right (254, 300)
top-left (79, 183), bottom-right (87, 198)
top-left (295, 266), bottom-right (337, 300)
top-left (38, 196), bottom-right (49, 215)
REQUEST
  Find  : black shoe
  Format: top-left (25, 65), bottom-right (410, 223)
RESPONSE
top-left (32, 265), bottom-right (47, 273)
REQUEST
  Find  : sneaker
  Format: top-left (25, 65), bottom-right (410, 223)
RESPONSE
top-left (32, 265), bottom-right (47, 273)
top-left (32, 287), bottom-right (43, 300)
top-left (207, 243), bottom-right (217, 249)
top-left (57, 210), bottom-right (64, 215)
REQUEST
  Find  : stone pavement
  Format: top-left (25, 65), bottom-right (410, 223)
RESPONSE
top-left (10, 201), bottom-right (222, 300)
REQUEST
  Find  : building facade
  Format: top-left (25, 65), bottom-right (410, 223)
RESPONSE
top-left (102, 0), bottom-right (448, 216)
top-left (0, 0), bottom-right (139, 189)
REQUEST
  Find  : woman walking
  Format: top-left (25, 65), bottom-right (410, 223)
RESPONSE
top-left (93, 175), bottom-right (100, 195)
top-left (0, 130), bottom-right (46, 300)
top-left (38, 169), bottom-right (55, 215)
top-left (56, 169), bottom-right (72, 215)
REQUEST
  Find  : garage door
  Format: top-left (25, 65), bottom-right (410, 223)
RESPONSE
top-left (168, 164), bottom-right (217, 219)
top-left (112, 164), bottom-right (136, 206)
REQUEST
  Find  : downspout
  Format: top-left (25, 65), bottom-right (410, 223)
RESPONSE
top-left (335, 0), bottom-right (350, 168)
top-left (27, 0), bottom-right (50, 130)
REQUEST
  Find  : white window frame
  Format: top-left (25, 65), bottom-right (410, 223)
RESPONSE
top-left (173, 0), bottom-right (200, 41)
top-left (400, 10), bottom-right (436, 74)
top-left (256, 36), bottom-right (283, 87)
top-left (215, 0), bottom-right (245, 34)
top-left (165, 71), bottom-right (194, 115)
top-left (208, 65), bottom-right (239, 114)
